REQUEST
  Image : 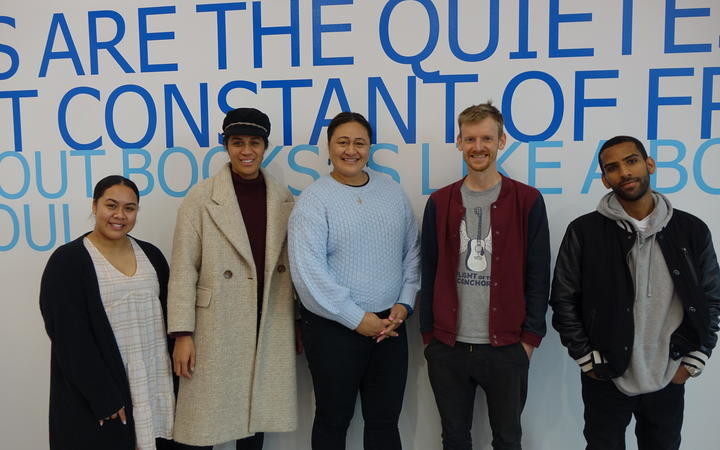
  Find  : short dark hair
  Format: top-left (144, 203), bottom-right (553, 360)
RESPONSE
top-left (598, 135), bottom-right (648, 173)
top-left (327, 111), bottom-right (373, 143)
top-left (93, 175), bottom-right (140, 203)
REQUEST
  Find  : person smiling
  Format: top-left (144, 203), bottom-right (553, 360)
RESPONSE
top-left (420, 102), bottom-right (550, 450)
top-left (288, 111), bottom-right (420, 450)
top-left (167, 108), bottom-right (297, 449)
top-left (39, 175), bottom-right (175, 450)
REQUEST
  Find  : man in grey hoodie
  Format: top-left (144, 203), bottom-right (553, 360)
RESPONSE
top-left (550, 135), bottom-right (720, 450)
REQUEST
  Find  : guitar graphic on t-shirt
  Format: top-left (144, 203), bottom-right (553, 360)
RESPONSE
top-left (466, 207), bottom-right (488, 272)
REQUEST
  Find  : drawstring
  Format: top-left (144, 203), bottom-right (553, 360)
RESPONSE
top-left (646, 237), bottom-right (653, 297)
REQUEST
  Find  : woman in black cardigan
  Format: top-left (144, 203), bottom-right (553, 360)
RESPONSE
top-left (39, 176), bottom-right (176, 450)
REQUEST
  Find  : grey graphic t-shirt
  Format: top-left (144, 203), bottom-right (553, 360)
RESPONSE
top-left (456, 181), bottom-right (501, 343)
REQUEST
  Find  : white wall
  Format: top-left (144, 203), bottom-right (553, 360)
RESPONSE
top-left (1, 1), bottom-right (718, 449)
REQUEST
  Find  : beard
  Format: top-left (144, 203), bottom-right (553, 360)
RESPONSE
top-left (611, 172), bottom-right (651, 201)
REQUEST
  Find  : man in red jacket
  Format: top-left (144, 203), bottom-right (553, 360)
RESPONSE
top-left (420, 102), bottom-right (550, 450)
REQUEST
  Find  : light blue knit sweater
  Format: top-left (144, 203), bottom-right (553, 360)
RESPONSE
top-left (288, 170), bottom-right (421, 330)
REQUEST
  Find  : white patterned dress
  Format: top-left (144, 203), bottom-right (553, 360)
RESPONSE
top-left (85, 237), bottom-right (174, 450)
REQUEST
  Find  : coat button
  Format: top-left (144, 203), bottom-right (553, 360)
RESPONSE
top-left (672, 269), bottom-right (680, 276)
top-left (689, 306), bottom-right (697, 313)
top-left (277, 264), bottom-right (286, 273)
top-left (624, 346), bottom-right (629, 351)
top-left (223, 270), bottom-right (233, 279)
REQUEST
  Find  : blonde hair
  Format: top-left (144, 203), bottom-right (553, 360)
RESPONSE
top-left (457, 102), bottom-right (504, 137)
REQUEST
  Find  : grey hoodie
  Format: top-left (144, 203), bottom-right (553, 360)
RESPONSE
top-left (597, 191), bottom-right (683, 395)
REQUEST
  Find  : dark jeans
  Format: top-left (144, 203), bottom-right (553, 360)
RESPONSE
top-left (581, 374), bottom-right (684, 450)
top-left (424, 340), bottom-right (529, 450)
top-left (300, 307), bottom-right (408, 450)
top-left (174, 433), bottom-right (264, 450)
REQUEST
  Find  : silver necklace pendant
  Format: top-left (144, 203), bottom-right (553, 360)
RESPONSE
top-left (357, 197), bottom-right (362, 204)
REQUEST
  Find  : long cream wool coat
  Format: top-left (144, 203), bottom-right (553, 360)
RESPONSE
top-left (168, 165), bottom-right (297, 446)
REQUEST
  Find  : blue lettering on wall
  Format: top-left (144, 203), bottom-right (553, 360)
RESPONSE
top-left (448, 0), bottom-right (499, 62)
top-left (310, 78), bottom-right (351, 144)
top-left (261, 79), bottom-right (313, 145)
top-left (88, 10), bottom-right (135, 75)
top-left (58, 87), bottom-right (102, 150)
top-left (502, 71), bottom-right (564, 142)
top-left (158, 147), bottom-right (199, 197)
top-left (694, 138), bottom-right (720, 194)
top-left (39, 13), bottom-right (85, 77)
top-left (650, 139), bottom-right (688, 193)
top-left (312, 0), bottom-right (354, 66)
top-left (138, 6), bottom-right (178, 73)
top-left (35, 151), bottom-right (68, 199)
top-left (549, 0), bottom-right (594, 58)
top-left (664, 0), bottom-right (711, 53)
top-left (701, 67), bottom-right (720, 139)
top-left (106, 84), bottom-right (157, 148)
top-left (196, 2), bottom-right (247, 70)
top-left (574, 70), bottom-right (619, 141)
top-left (369, 143), bottom-right (400, 183)
top-left (379, 0), bottom-right (439, 80)
top-left (647, 67), bottom-right (694, 140)
top-left (164, 83), bottom-right (210, 148)
top-left (0, 90), bottom-right (38, 152)
top-left (252, 0), bottom-right (300, 68)
top-left (287, 144), bottom-right (320, 195)
top-left (528, 141), bottom-right (562, 194)
top-left (368, 76), bottom-right (416, 144)
top-left (509, 0), bottom-right (537, 59)
top-left (0, 16), bottom-right (19, 80)
top-left (70, 149), bottom-right (106, 197)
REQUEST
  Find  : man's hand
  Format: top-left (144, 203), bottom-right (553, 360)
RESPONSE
top-left (521, 341), bottom-right (534, 360)
top-left (173, 335), bottom-right (196, 379)
top-left (355, 312), bottom-right (389, 337)
top-left (376, 304), bottom-right (408, 343)
top-left (671, 365), bottom-right (691, 384)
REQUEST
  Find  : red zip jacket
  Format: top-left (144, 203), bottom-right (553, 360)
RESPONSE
top-left (419, 175), bottom-right (550, 348)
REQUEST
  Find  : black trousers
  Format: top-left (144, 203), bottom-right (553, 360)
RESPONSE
top-left (581, 374), bottom-right (684, 450)
top-left (424, 340), bottom-right (529, 450)
top-left (173, 433), bottom-right (264, 450)
top-left (300, 307), bottom-right (408, 450)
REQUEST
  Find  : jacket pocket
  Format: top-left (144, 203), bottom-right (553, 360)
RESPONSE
top-left (195, 286), bottom-right (212, 308)
top-left (681, 247), bottom-right (699, 286)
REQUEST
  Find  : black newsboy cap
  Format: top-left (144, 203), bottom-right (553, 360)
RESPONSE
top-left (222, 108), bottom-right (270, 139)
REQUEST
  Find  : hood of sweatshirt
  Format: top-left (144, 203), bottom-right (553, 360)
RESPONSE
top-left (596, 191), bottom-right (673, 238)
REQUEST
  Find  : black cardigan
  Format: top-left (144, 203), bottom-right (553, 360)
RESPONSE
top-left (39, 233), bottom-right (170, 450)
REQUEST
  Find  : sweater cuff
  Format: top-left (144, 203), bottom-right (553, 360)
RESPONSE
top-left (396, 287), bottom-right (418, 310)
top-left (169, 331), bottom-right (193, 338)
top-left (397, 303), bottom-right (414, 316)
top-left (337, 304), bottom-right (367, 331)
top-left (576, 350), bottom-right (607, 373)
top-left (682, 351), bottom-right (708, 373)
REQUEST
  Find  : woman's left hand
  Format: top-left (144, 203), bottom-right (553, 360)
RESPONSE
top-left (376, 304), bottom-right (408, 343)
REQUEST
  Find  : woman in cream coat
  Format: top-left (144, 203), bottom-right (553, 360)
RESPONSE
top-left (168, 108), bottom-right (297, 449)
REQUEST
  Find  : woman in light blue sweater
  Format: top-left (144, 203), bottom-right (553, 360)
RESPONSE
top-left (288, 112), bottom-right (420, 450)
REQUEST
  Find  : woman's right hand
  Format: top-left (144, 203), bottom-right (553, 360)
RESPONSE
top-left (99, 407), bottom-right (126, 426)
top-left (173, 335), bottom-right (196, 379)
top-left (355, 312), bottom-right (390, 337)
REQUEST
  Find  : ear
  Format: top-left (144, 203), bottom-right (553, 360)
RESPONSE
top-left (456, 134), bottom-right (462, 151)
top-left (646, 156), bottom-right (656, 175)
top-left (499, 132), bottom-right (506, 150)
top-left (601, 173), bottom-right (610, 189)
